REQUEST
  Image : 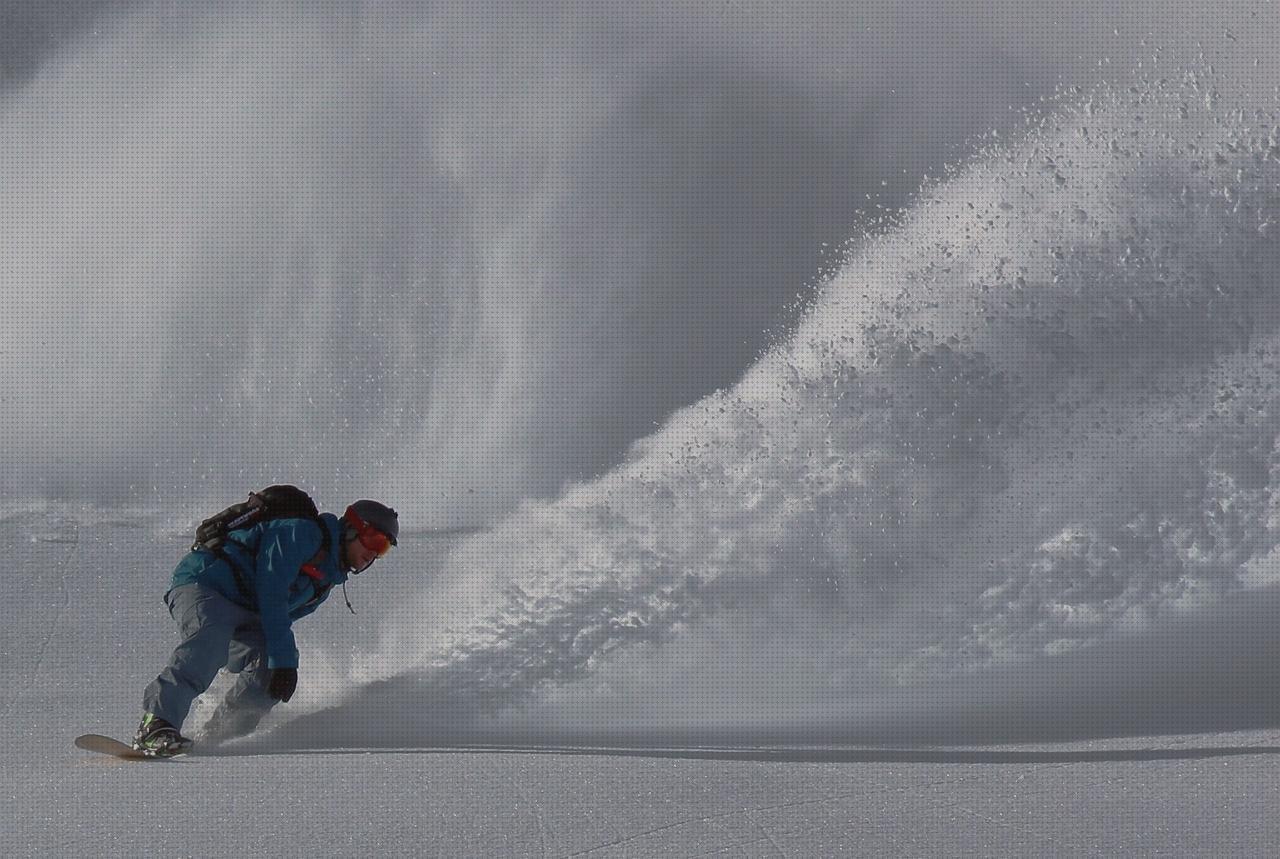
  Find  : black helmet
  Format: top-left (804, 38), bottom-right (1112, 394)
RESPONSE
top-left (344, 499), bottom-right (399, 545)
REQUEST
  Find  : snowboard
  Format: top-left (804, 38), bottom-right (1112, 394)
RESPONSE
top-left (74, 733), bottom-right (188, 760)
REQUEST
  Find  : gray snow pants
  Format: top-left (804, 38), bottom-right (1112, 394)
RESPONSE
top-left (141, 583), bottom-right (277, 735)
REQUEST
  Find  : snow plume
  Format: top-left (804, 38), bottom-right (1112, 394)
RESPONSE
top-left (251, 69), bottom-right (1280, 750)
top-left (5, 0), bottom-right (1273, 522)
top-left (0, 0), bottom-right (1073, 522)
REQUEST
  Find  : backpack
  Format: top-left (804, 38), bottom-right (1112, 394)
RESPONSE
top-left (192, 485), bottom-right (332, 601)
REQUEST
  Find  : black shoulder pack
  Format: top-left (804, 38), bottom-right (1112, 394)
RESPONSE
top-left (192, 485), bottom-right (330, 600)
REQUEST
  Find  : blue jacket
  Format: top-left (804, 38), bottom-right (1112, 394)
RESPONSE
top-left (169, 513), bottom-right (348, 669)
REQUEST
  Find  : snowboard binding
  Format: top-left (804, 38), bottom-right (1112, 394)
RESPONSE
top-left (132, 713), bottom-right (194, 758)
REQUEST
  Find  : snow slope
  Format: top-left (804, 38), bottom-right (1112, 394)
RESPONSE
top-left (2, 513), bottom-right (1279, 856)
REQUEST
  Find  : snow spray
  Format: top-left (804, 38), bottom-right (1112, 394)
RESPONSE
top-left (265, 69), bottom-right (1280, 748)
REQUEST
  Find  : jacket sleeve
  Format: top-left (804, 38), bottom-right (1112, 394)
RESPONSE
top-left (254, 520), bottom-right (322, 669)
top-left (289, 593), bottom-right (327, 622)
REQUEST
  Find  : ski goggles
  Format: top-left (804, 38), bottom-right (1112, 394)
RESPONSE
top-left (343, 509), bottom-right (394, 557)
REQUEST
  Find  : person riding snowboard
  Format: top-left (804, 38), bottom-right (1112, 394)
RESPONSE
top-left (134, 492), bottom-right (399, 756)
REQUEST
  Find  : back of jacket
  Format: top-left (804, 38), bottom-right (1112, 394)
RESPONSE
top-left (169, 513), bottom-right (347, 669)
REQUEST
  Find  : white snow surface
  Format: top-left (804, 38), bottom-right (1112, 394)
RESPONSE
top-left (3, 512), bottom-right (1279, 856)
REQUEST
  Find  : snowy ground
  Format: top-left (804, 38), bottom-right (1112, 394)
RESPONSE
top-left (2, 511), bottom-right (1278, 856)
top-left (14, 732), bottom-right (1280, 856)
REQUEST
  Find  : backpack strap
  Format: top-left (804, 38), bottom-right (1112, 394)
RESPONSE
top-left (304, 520), bottom-right (335, 598)
top-left (198, 516), bottom-right (332, 607)
top-left (315, 516), bottom-right (332, 558)
top-left (198, 538), bottom-right (255, 603)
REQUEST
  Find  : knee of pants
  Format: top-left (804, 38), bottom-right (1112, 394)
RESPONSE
top-left (226, 646), bottom-right (261, 675)
top-left (227, 628), bottom-right (268, 675)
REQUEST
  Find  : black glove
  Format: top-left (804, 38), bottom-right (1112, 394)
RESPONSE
top-left (267, 667), bottom-right (298, 703)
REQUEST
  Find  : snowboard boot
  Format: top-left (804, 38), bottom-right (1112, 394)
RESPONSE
top-left (132, 713), bottom-right (194, 758)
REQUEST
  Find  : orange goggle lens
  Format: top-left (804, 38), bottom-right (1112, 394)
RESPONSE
top-left (359, 525), bottom-right (392, 557)
top-left (345, 510), bottom-right (393, 557)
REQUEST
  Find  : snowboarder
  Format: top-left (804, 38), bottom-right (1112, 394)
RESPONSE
top-left (133, 494), bottom-right (399, 756)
